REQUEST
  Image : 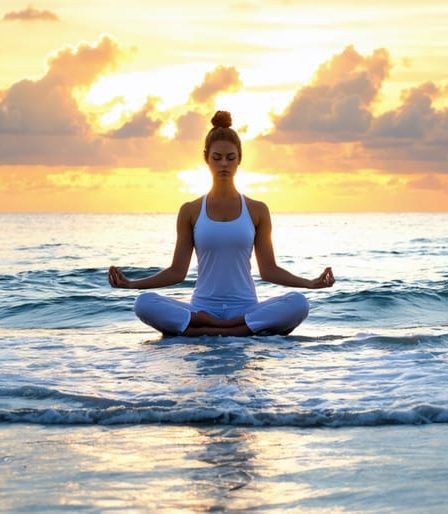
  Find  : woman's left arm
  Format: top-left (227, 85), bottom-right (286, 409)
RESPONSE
top-left (253, 202), bottom-right (335, 290)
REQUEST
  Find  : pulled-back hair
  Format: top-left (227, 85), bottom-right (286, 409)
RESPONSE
top-left (203, 111), bottom-right (242, 163)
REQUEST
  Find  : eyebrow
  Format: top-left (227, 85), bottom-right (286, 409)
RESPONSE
top-left (211, 152), bottom-right (237, 156)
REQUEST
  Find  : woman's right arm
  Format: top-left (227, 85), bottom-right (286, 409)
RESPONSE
top-left (109, 202), bottom-right (194, 289)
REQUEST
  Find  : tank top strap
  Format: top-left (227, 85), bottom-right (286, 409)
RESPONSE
top-left (240, 194), bottom-right (248, 215)
top-left (240, 194), bottom-right (254, 227)
top-left (197, 194), bottom-right (207, 222)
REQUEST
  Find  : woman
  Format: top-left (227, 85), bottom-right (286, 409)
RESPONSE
top-left (109, 111), bottom-right (335, 336)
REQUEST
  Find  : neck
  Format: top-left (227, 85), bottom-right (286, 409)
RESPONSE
top-left (209, 180), bottom-right (239, 198)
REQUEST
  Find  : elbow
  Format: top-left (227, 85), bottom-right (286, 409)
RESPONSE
top-left (170, 267), bottom-right (187, 284)
top-left (259, 267), bottom-right (275, 282)
top-left (259, 271), bottom-right (270, 282)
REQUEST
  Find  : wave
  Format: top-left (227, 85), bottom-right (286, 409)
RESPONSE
top-left (3, 269), bottom-right (447, 300)
top-left (325, 283), bottom-right (448, 304)
top-left (1, 386), bottom-right (447, 428)
top-left (297, 332), bottom-right (448, 351)
top-left (1, 267), bottom-right (447, 329)
top-left (0, 267), bottom-right (195, 328)
top-left (1, 267), bottom-right (198, 293)
top-left (1, 404), bottom-right (447, 428)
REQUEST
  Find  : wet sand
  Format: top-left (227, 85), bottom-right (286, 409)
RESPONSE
top-left (1, 423), bottom-right (447, 513)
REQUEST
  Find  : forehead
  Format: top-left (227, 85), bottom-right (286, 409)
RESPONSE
top-left (209, 140), bottom-right (238, 154)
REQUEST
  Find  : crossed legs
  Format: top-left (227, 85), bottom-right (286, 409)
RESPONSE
top-left (134, 291), bottom-right (309, 337)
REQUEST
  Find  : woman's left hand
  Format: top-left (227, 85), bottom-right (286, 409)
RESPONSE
top-left (309, 267), bottom-right (335, 289)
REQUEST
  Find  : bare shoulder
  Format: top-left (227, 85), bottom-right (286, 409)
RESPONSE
top-left (178, 197), bottom-right (203, 226)
top-left (244, 196), bottom-right (271, 226)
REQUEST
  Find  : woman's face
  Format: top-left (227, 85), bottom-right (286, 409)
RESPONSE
top-left (207, 140), bottom-right (240, 180)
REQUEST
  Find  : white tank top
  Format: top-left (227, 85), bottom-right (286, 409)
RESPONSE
top-left (191, 194), bottom-right (258, 309)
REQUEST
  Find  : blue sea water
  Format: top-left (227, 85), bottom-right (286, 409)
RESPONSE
top-left (1, 212), bottom-right (447, 512)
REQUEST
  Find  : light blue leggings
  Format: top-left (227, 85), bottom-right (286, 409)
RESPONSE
top-left (134, 291), bottom-right (309, 335)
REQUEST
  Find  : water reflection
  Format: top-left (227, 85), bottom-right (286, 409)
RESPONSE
top-left (188, 426), bottom-right (258, 511)
top-left (189, 338), bottom-right (251, 377)
top-left (3, 422), bottom-right (446, 512)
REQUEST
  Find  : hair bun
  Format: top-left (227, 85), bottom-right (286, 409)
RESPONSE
top-left (211, 110), bottom-right (232, 129)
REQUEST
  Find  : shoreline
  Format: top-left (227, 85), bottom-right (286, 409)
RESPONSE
top-left (1, 423), bottom-right (447, 513)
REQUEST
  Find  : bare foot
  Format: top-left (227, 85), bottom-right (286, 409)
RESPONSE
top-left (183, 324), bottom-right (253, 337)
top-left (189, 311), bottom-right (245, 328)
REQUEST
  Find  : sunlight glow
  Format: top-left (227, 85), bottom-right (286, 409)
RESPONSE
top-left (214, 91), bottom-right (278, 138)
top-left (99, 103), bottom-right (127, 128)
top-left (178, 167), bottom-right (211, 195)
top-left (177, 167), bottom-right (276, 195)
top-left (159, 120), bottom-right (177, 139)
top-left (83, 74), bottom-right (147, 111)
top-left (82, 63), bottom-right (211, 110)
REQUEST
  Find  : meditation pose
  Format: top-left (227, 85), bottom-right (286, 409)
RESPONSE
top-left (109, 111), bottom-right (335, 336)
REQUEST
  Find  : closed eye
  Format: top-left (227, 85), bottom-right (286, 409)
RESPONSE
top-left (212, 153), bottom-right (237, 161)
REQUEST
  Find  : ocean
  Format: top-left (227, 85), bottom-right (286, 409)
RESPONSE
top-left (1, 212), bottom-right (447, 513)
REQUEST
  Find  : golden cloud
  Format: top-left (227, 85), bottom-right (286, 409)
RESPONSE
top-left (190, 65), bottom-right (242, 104)
top-left (3, 7), bottom-right (59, 22)
top-left (0, 38), bottom-right (447, 176)
top-left (268, 46), bottom-right (390, 142)
top-left (265, 45), bottom-right (448, 173)
top-left (106, 98), bottom-right (162, 139)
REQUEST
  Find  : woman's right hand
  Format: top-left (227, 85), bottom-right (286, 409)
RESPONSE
top-left (108, 266), bottom-right (131, 289)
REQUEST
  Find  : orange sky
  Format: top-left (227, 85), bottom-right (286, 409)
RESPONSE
top-left (1, 1), bottom-right (447, 212)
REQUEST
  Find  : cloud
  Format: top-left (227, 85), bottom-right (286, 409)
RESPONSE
top-left (369, 83), bottom-right (440, 139)
top-left (3, 6), bottom-right (59, 22)
top-left (1, 38), bottom-right (446, 175)
top-left (366, 82), bottom-right (448, 153)
top-left (0, 35), bottom-right (125, 136)
top-left (0, 78), bottom-right (89, 135)
top-left (46, 169), bottom-right (104, 190)
top-left (176, 111), bottom-right (208, 141)
top-left (0, 133), bottom-right (112, 166)
top-left (0, 50), bottom-right (240, 165)
top-left (360, 82), bottom-right (448, 170)
top-left (46, 35), bottom-right (125, 87)
top-left (190, 65), bottom-right (242, 103)
top-left (408, 174), bottom-right (446, 190)
top-left (0, 35), bottom-right (131, 164)
top-left (107, 99), bottom-right (162, 138)
top-left (264, 45), bottom-right (448, 172)
top-left (172, 66), bottom-right (244, 141)
top-left (268, 46), bottom-right (390, 143)
top-left (107, 111), bottom-right (161, 138)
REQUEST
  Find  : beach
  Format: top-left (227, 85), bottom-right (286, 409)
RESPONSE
top-left (2, 424), bottom-right (447, 512)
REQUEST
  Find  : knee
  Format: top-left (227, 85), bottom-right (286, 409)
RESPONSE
top-left (285, 292), bottom-right (309, 321)
top-left (134, 292), bottom-right (160, 320)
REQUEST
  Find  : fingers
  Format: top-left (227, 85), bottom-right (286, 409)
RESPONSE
top-left (109, 266), bottom-right (129, 289)
top-left (108, 267), bottom-right (116, 287)
top-left (320, 267), bottom-right (335, 287)
top-left (108, 266), bottom-right (121, 287)
top-left (325, 267), bottom-right (335, 287)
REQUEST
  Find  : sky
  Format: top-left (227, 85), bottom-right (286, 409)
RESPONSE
top-left (1, 0), bottom-right (448, 212)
